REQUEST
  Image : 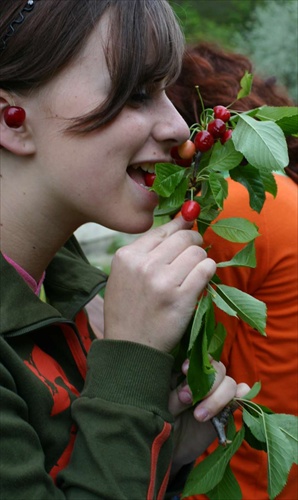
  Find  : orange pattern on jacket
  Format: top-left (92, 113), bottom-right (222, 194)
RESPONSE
top-left (185, 175), bottom-right (298, 500)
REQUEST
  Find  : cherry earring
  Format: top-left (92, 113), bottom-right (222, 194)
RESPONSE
top-left (3, 106), bottom-right (26, 128)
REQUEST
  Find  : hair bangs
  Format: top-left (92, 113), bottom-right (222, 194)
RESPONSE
top-left (67, 0), bottom-right (185, 133)
top-left (141, 1), bottom-right (185, 88)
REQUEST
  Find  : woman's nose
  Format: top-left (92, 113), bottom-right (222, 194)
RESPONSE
top-left (152, 94), bottom-right (190, 146)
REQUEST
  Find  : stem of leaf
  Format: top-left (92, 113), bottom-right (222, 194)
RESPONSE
top-left (234, 397), bottom-right (264, 417)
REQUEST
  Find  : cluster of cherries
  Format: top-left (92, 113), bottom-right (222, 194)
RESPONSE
top-left (145, 105), bottom-right (232, 221)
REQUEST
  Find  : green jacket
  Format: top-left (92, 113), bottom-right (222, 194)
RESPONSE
top-left (0, 237), bottom-right (188, 499)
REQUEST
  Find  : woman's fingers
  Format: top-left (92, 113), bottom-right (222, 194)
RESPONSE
top-left (104, 215), bottom-right (215, 352)
top-left (129, 216), bottom-right (203, 257)
top-left (193, 375), bottom-right (237, 422)
top-left (168, 380), bottom-right (193, 417)
top-left (171, 359), bottom-right (251, 422)
top-left (236, 382), bottom-right (251, 398)
top-left (169, 359), bottom-right (227, 418)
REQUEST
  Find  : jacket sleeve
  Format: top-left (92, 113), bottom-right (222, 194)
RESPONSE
top-left (0, 336), bottom-right (176, 499)
top-left (58, 339), bottom-right (175, 499)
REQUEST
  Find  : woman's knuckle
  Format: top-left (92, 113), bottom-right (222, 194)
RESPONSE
top-left (226, 376), bottom-right (237, 392)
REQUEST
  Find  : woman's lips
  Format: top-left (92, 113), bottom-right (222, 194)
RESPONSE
top-left (127, 163), bottom-right (159, 206)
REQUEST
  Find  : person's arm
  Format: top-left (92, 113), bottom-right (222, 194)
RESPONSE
top-left (58, 339), bottom-right (175, 499)
top-left (0, 334), bottom-right (174, 499)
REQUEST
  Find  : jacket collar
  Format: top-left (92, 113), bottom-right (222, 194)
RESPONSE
top-left (0, 236), bottom-right (107, 338)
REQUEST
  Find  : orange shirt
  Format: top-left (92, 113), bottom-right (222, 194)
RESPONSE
top-left (187, 175), bottom-right (298, 500)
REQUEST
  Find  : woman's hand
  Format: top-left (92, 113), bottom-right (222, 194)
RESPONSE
top-left (86, 294), bottom-right (104, 339)
top-left (104, 217), bottom-right (216, 353)
top-left (168, 359), bottom-right (250, 477)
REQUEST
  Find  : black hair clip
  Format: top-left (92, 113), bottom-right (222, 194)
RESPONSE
top-left (1, 0), bottom-right (39, 52)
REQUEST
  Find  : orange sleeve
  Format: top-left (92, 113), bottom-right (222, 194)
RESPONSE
top-left (186, 175), bottom-right (298, 499)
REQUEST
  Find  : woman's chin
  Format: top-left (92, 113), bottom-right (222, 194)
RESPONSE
top-left (115, 211), bottom-right (155, 235)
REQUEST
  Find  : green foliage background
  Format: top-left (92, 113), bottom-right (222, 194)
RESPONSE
top-left (169, 0), bottom-right (298, 102)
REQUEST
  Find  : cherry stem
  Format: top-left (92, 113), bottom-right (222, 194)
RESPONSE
top-left (194, 151), bottom-right (202, 176)
top-left (195, 85), bottom-right (206, 126)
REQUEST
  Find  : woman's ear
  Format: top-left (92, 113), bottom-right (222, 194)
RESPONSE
top-left (0, 92), bottom-right (36, 155)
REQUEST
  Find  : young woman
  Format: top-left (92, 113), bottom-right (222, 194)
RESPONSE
top-left (0, 2), bottom-right (249, 498)
top-left (167, 42), bottom-right (298, 499)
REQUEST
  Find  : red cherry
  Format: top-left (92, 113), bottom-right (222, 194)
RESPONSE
top-left (3, 106), bottom-right (26, 128)
top-left (213, 105), bottom-right (231, 123)
top-left (175, 157), bottom-right (192, 167)
top-left (194, 130), bottom-right (214, 152)
top-left (170, 145), bottom-right (192, 167)
top-left (181, 200), bottom-right (201, 221)
top-left (170, 145), bottom-right (181, 160)
top-left (220, 129), bottom-right (233, 144)
top-left (177, 140), bottom-right (196, 160)
top-left (144, 172), bottom-right (156, 187)
top-left (207, 119), bottom-right (226, 139)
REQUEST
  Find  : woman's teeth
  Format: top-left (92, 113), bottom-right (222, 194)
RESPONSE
top-left (127, 163), bottom-right (156, 189)
top-left (134, 163), bottom-right (156, 174)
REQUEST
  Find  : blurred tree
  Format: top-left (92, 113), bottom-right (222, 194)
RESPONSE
top-left (170, 0), bottom-right (265, 45)
top-left (170, 0), bottom-right (297, 101)
top-left (233, 0), bottom-right (298, 101)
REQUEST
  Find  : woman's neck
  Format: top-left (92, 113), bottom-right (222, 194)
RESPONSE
top-left (1, 199), bottom-right (75, 282)
top-left (1, 160), bottom-right (82, 280)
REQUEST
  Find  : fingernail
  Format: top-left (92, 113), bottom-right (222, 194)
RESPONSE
top-left (194, 407), bottom-right (210, 422)
top-left (178, 389), bottom-right (193, 405)
top-left (182, 359), bottom-right (189, 374)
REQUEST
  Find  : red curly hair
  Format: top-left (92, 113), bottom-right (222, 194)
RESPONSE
top-left (167, 42), bottom-right (298, 183)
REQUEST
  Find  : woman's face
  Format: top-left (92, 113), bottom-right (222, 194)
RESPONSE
top-left (26, 17), bottom-right (189, 234)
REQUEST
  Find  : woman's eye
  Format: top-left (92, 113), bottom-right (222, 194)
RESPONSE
top-left (128, 89), bottom-right (151, 107)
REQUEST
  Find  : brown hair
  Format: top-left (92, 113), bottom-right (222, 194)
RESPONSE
top-left (167, 42), bottom-right (298, 182)
top-left (0, 0), bottom-right (184, 132)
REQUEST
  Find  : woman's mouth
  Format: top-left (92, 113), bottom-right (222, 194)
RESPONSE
top-left (127, 162), bottom-right (156, 189)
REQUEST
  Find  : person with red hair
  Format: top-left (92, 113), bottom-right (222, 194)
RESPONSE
top-left (167, 42), bottom-right (298, 499)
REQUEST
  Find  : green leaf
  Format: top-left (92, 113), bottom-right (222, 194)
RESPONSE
top-left (208, 322), bottom-right (227, 361)
top-left (256, 106), bottom-right (298, 135)
top-left (196, 190), bottom-right (220, 223)
top-left (232, 114), bottom-right (289, 171)
top-left (214, 284), bottom-right (267, 335)
top-left (265, 413), bottom-right (295, 499)
top-left (204, 295), bottom-right (217, 348)
top-left (171, 321), bottom-right (191, 373)
top-left (271, 413), bottom-right (298, 465)
top-left (229, 164), bottom-right (266, 213)
top-left (154, 177), bottom-right (188, 216)
top-left (188, 320), bottom-right (216, 403)
top-left (207, 464), bottom-right (242, 500)
top-left (188, 294), bottom-right (210, 352)
top-left (187, 294), bottom-right (216, 402)
top-left (208, 284), bottom-right (239, 318)
top-left (204, 140), bottom-right (243, 172)
top-left (259, 170), bottom-right (278, 198)
top-left (153, 162), bottom-right (186, 197)
top-left (211, 217), bottom-right (260, 242)
top-left (244, 422), bottom-right (267, 452)
top-left (198, 206), bottom-right (220, 222)
top-left (181, 426), bottom-right (245, 496)
top-left (243, 407), bottom-right (266, 443)
top-left (241, 381), bottom-right (262, 400)
top-left (209, 172), bottom-right (228, 209)
top-left (237, 71), bottom-right (253, 100)
top-left (217, 241), bottom-right (257, 268)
